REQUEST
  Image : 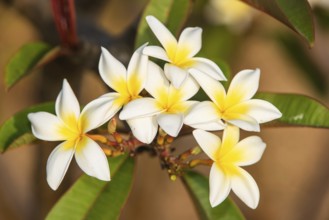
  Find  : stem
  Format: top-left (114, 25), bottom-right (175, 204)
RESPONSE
top-left (51, 0), bottom-right (79, 49)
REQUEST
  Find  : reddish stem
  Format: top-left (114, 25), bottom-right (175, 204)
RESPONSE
top-left (51, 0), bottom-right (79, 49)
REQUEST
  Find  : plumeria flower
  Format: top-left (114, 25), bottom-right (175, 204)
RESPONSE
top-left (119, 61), bottom-right (199, 138)
top-left (193, 125), bottom-right (266, 208)
top-left (204, 0), bottom-right (255, 32)
top-left (28, 80), bottom-right (110, 190)
top-left (94, 44), bottom-right (156, 144)
top-left (185, 69), bottom-right (282, 132)
top-left (143, 15), bottom-right (226, 88)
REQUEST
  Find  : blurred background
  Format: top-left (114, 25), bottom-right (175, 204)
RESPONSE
top-left (0, 0), bottom-right (328, 219)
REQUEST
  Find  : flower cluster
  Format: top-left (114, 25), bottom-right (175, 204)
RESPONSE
top-left (28, 15), bottom-right (281, 208)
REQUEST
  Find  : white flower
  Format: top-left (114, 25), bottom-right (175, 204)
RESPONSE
top-left (204, 0), bottom-right (254, 32)
top-left (185, 69), bottom-right (282, 132)
top-left (193, 125), bottom-right (266, 208)
top-left (94, 44), bottom-right (157, 144)
top-left (28, 80), bottom-right (110, 190)
top-left (119, 61), bottom-right (199, 138)
top-left (143, 15), bottom-right (226, 88)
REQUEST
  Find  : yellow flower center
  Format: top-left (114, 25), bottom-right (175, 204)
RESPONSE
top-left (167, 44), bottom-right (195, 67)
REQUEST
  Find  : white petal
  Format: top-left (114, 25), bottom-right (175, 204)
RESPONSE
top-left (127, 116), bottom-right (158, 144)
top-left (188, 121), bottom-right (225, 131)
top-left (189, 57), bottom-right (226, 81)
top-left (177, 27), bottom-right (202, 58)
top-left (209, 164), bottom-right (231, 207)
top-left (127, 43), bottom-right (149, 95)
top-left (221, 124), bottom-right (240, 151)
top-left (190, 69), bottom-right (226, 106)
top-left (227, 114), bottom-right (260, 132)
top-left (226, 69), bottom-right (260, 103)
top-left (28, 112), bottom-right (66, 141)
top-left (169, 75), bottom-right (199, 101)
top-left (46, 141), bottom-right (75, 190)
top-left (242, 99), bottom-right (282, 123)
top-left (192, 129), bottom-right (221, 160)
top-left (145, 15), bottom-right (177, 52)
top-left (55, 79), bottom-right (80, 123)
top-left (145, 61), bottom-right (170, 99)
top-left (233, 136), bottom-right (266, 166)
top-left (119, 98), bottom-right (162, 120)
top-left (184, 101), bottom-right (220, 127)
top-left (164, 63), bottom-right (189, 88)
top-left (231, 167), bottom-right (260, 209)
top-left (99, 47), bottom-right (127, 92)
top-left (157, 113), bottom-right (184, 137)
top-left (143, 46), bottom-right (170, 62)
top-left (75, 137), bottom-right (110, 181)
top-left (80, 93), bottom-right (121, 132)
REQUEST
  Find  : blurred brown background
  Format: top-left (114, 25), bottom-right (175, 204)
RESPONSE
top-left (0, 0), bottom-right (329, 219)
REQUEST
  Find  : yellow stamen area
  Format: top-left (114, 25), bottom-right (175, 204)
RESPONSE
top-left (166, 44), bottom-right (195, 67)
top-left (113, 73), bottom-right (142, 107)
top-left (214, 89), bottom-right (250, 121)
top-left (127, 73), bottom-right (142, 98)
top-left (155, 86), bottom-right (188, 113)
top-left (57, 113), bottom-right (86, 151)
top-left (213, 125), bottom-right (243, 176)
top-left (57, 114), bottom-right (80, 140)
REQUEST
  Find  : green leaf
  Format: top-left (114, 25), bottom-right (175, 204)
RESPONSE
top-left (241, 0), bottom-right (314, 45)
top-left (46, 154), bottom-right (135, 220)
top-left (5, 42), bottom-right (60, 90)
top-left (182, 171), bottom-right (245, 220)
top-left (135, 0), bottom-right (192, 47)
top-left (0, 102), bottom-right (55, 153)
top-left (256, 93), bottom-right (329, 128)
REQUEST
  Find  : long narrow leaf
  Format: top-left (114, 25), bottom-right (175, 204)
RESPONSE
top-left (46, 154), bottom-right (135, 220)
top-left (5, 42), bottom-right (60, 90)
top-left (0, 102), bottom-right (55, 153)
top-left (182, 171), bottom-right (245, 220)
top-left (241, 0), bottom-right (314, 45)
top-left (256, 93), bottom-right (329, 128)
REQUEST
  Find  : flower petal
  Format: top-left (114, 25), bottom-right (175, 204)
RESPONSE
top-left (184, 101), bottom-right (221, 127)
top-left (226, 114), bottom-right (260, 132)
top-left (55, 79), bottom-right (80, 123)
top-left (28, 112), bottom-right (66, 141)
top-left (127, 116), bottom-right (158, 144)
top-left (226, 69), bottom-right (260, 105)
top-left (233, 136), bottom-right (266, 166)
top-left (145, 61), bottom-right (170, 99)
top-left (236, 99), bottom-right (282, 124)
top-left (46, 141), bottom-right (75, 190)
top-left (119, 98), bottom-right (162, 120)
top-left (209, 164), bottom-right (231, 207)
top-left (127, 43), bottom-right (149, 95)
top-left (177, 27), bottom-right (202, 58)
top-left (220, 124), bottom-right (240, 156)
top-left (189, 57), bottom-right (226, 81)
top-left (80, 93), bottom-right (121, 132)
top-left (145, 15), bottom-right (177, 52)
top-left (169, 75), bottom-right (199, 101)
top-left (143, 46), bottom-right (170, 62)
top-left (231, 167), bottom-right (260, 209)
top-left (99, 47), bottom-right (127, 92)
top-left (156, 113), bottom-right (184, 137)
top-left (192, 129), bottom-right (221, 160)
top-left (75, 136), bottom-right (110, 181)
top-left (190, 69), bottom-right (226, 106)
top-left (188, 121), bottom-right (225, 131)
top-left (164, 63), bottom-right (189, 88)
